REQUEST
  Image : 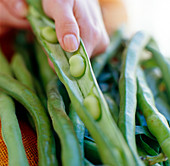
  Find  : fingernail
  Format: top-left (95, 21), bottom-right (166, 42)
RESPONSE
top-left (63, 34), bottom-right (79, 52)
top-left (15, 1), bottom-right (28, 17)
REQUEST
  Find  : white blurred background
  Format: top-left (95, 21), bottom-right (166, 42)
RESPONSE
top-left (123, 0), bottom-right (170, 57)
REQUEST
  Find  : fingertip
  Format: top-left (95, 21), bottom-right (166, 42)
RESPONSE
top-left (63, 34), bottom-right (80, 52)
top-left (14, 1), bottom-right (28, 17)
top-left (42, 0), bottom-right (80, 52)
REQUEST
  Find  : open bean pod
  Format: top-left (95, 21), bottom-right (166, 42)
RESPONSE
top-left (27, 4), bottom-right (136, 166)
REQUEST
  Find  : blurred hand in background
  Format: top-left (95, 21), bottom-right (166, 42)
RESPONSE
top-left (0, 0), bottom-right (126, 57)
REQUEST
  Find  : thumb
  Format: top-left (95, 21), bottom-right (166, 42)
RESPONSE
top-left (42, 0), bottom-right (80, 52)
top-left (2, 0), bottom-right (28, 18)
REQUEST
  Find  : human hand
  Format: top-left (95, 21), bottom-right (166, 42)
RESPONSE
top-left (0, 0), bottom-right (29, 35)
top-left (0, 0), bottom-right (109, 58)
top-left (42, 0), bottom-right (109, 57)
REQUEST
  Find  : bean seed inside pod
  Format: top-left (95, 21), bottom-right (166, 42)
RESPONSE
top-left (69, 55), bottom-right (85, 78)
top-left (41, 26), bottom-right (58, 43)
top-left (84, 95), bottom-right (101, 120)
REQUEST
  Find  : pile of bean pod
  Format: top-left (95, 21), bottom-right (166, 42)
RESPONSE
top-left (0, 1), bottom-right (170, 166)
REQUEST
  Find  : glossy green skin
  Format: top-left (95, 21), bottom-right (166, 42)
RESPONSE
top-left (47, 77), bottom-right (82, 166)
top-left (144, 68), bottom-right (170, 122)
top-left (0, 73), bottom-right (57, 166)
top-left (137, 67), bottom-right (170, 160)
top-left (146, 45), bottom-right (170, 100)
top-left (118, 31), bottom-right (150, 166)
top-left (11, 53), bottom-right (35, 91)
top-left (69, 104), bottom-right (85, 163)
top-left (11, 49), bottom-right (47, 109)
top-left (11, 52), bottom-right (46, 127)
top-left (0, 93), bottom-right (29, 166)
top-left (0, 50), bottom-right (29, 166)
top-left (27, 5), bottom-right (136, 166)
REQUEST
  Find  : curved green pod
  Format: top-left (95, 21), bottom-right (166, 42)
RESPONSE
top-left (0, 50), bottom-right (29, 166)
top-left (0, 73), bottom-right (58, 166)
top-left (0, 93), bottom-right (29, 166)
top-left (11, 52), bottom-right (47, 126)
top-left (69, 104), bottom-right (85, 162)
top-left (27, 5), bottom-right (136, 166)
top-left (137, 67), bottom-right (170, 160)
top-left (118, 31), bottom-right (150, 166)
top-left (11, 53), bottom-right (35, 91)
top-left (146, 45), bottom-right (170, 100)
top-left (47, 77), bottom-right (82, 166)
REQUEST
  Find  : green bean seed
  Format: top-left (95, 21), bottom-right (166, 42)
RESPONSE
top-left (84, 95), bottom-right (101, 120)
top-left (69, 54), bottom-right (85, 78)
top-left (29, 6), bottom-right (40, 18)
top-left (41, 26), bottom-right (58, 43)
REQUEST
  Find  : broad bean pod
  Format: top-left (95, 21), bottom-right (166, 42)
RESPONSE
top-left (0, 50), bottom-right (29, 166)
top-left (47, 77), bottom-right (82, 166)
top-left (0, 93), bottom-right (29, 166)
top-left (26, 2), bottom-right (136, 165)
top-left (0, 73), bottom-right (58, 166)
top-left (137, 67), bottom-right (170, 160)
top-left (146, 44), bottom-right (170, 100)
top-left (11, 53), bottom-right (35, 91)
top-left (118, 31), bottom-right (150, 165)
top-left (69, 104), bottom-right (85, 162)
